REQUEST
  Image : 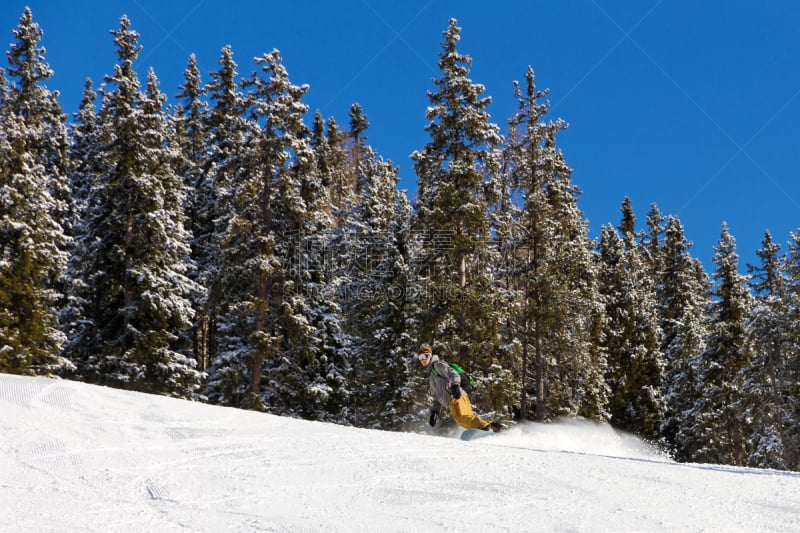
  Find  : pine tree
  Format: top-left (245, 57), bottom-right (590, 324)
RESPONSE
top-left (657, 216), bottom-right (710, 459)
top-left (0, 8), bottom-right (70, 375)
top-left (61, 79), bottom-right (100, 353)
top-left (208, 50), bottom-right (349, 420)
top-left (490, 180), bottom-right (521, 416)
top-left (175, 55), bottom-right (206, 170)
top-left (5, 8), bottom-right (71, 233)
top-left (500, 66), bottom-right (607, 421)
top-left (342, 149), bottom-right (413, 428)
top-left (644, 203), bottom-right (666, 275)
top-left (741, 230), bottom-right (789, 469)
top-left (410, 19), bottom-right (503, 396)
top-left (68, 79), bottom-right (99, 219)
top-left (597, 200), bottom-right (664, 439)
top-left (194, 46), bottom-right (251, 379)
top-left (348, 102), bottom-right (369, 168)
top-left (68, 16), bottom-right (201, 398)
top-left (308, 102), bottom-right (416, 427)
top-left (211, 48), bottom-right (306, 410)
top-left (690, 223), bottom-right (753, 464)
top-left (204, 46), bottom-right (249, 197)
top-left (0, 111), bottom-right (69, 374)
top-left (779, 231), bottom-right (800, 470)
top-left (312, 112), bottom-right (355, 229)
top-left (174, 53), bottom-right (211, 372)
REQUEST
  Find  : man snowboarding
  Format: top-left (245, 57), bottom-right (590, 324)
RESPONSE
top-left (417, 344), bottom-right (504, 432)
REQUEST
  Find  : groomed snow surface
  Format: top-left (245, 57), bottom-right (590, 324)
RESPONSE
top-left (2, 374), bottom-right (799, 532)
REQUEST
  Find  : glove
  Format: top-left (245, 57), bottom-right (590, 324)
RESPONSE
top-left (429, 411), bottom-right (438, 427)
top-left (450, 384), bottom-right (462, 400)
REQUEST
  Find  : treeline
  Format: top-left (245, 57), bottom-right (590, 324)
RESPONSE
top-left (1, 9), bottom-right (798, 471)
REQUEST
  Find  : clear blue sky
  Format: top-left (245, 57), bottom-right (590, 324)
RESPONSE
top-left (4, 1), bottom-right (800, 275)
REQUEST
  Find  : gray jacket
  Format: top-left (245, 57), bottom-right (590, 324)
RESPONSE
top-left (427, 355), bottom-right (461, 414)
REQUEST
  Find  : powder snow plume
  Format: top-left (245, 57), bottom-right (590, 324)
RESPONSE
top-left (486, 418), bottom-right (670, 462)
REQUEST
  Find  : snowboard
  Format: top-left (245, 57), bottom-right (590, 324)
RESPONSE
top-left (460, 428), bottom-right (495, 441)
top-left (460, 419), bottom-right (507, 441)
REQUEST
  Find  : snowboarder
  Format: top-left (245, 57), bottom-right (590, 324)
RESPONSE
top-left (417, 344), bottom-right (504, 432)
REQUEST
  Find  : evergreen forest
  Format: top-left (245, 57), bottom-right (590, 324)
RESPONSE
top-left (2, 9), bottom-right (799, 472)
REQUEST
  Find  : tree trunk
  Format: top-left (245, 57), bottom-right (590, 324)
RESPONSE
top-left (535, 325), bottom-right (545, 422)
top-left (192, 310), bottom-right (209, 371)
top-left (520, 323), bottom-right (529, 421)
top-left (248, 279), bottom-right (268, 403)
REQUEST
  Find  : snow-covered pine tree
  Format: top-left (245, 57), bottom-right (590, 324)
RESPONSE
top-left (4, 8), bottom-right (71, 232)
top-left (500, 66), bottom-right (607, 422)
top-left (210, 50), bottom-right (348, 420)
top-left (310, 111), bottom-right (334, 203)
top-left (174, 53), bottom-right (212, 372)
top-left (643, 203), bottom-right (666, 274)
top-left (741, 230), bottom-right (789, 469)
top-left (498, 66), bottom-right (555, 422)
top-left (309, 111), bottom-right (353, 300)
top-left (261, 59), bottom-right (349, 423)
top-left (657, 216), bottom-right (711, 460)
top-left (348, 102), bottom-right (369, 173)
top-left (61, 80), bottom-right (100, 357)
top-left (779, 231), bottom-right (800, 470)
top-left (309, 110), bottom-right (356, 411)
top-left (204, 45), bottom-right (249, 196)
top-left (689, 223), bottom-right (753, 465)
top-left (534, 144), bottom-right (606, 422)
top-left (618, 196), bottom-right (636, 238)
top-left (0, 8), bottom-right (70, 375)
top-left (620, 200), bottom-right (665, 435)
top-left (68, 17), bottom-right (201, 398)
top-left (174, 55), bottom-right (206, 172)
top-left (310, 102), bottom-right (416, 427)
top-left (340, 148), bottom-right (413, 428)
top-left (597, 199), bottom-right (664, 440)
top-left (68, 80), bottom-right (99, 225)
top-left (312, 112), bottom-right (355, 230)
top-left (143, 67), bottom-right (203, 387)
top-left (196, 46), bottom-right (250, 379)
top-left (0, 110), bottom-right (69, 375)
top-left (490, 122), bottom-right (525, 418)
top-left (410, 19), bottom-right (503, 391)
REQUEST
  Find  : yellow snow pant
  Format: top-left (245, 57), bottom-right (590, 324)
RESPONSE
top-left (448, 394), bottom-right (490, 430)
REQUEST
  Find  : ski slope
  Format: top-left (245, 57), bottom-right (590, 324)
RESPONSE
top-left (2, 373), bottom-right (799, 532)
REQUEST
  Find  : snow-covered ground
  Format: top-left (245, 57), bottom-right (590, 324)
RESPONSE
top-left (2, 373), bottom-right (799, 532)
